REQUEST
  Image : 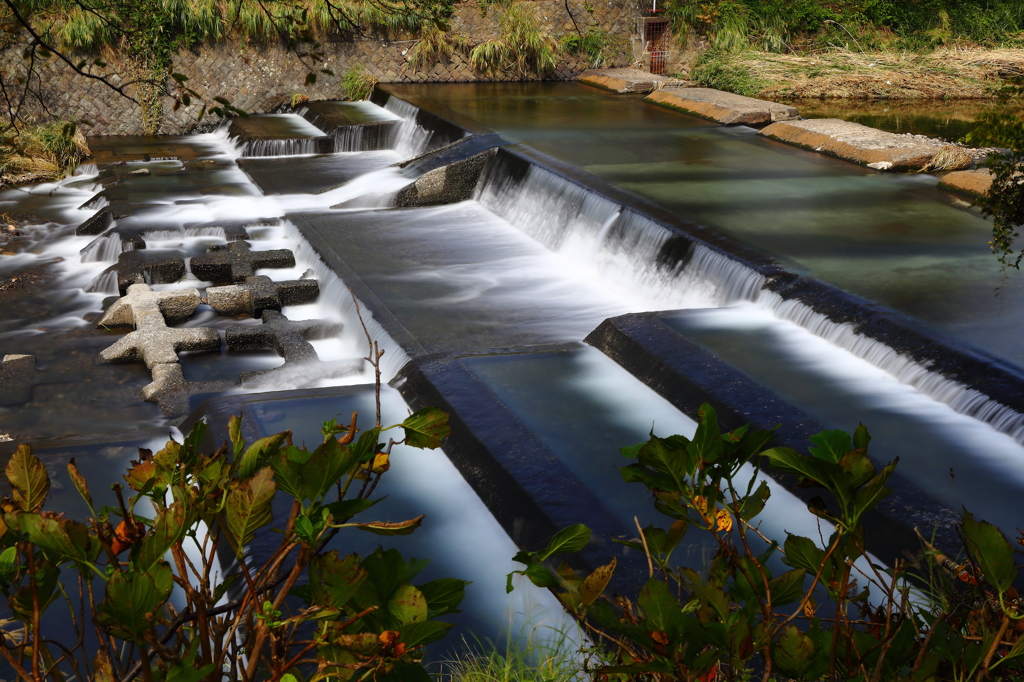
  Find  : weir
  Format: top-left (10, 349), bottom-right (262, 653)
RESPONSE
top-left (4, 82), bottom-right (1024, 657)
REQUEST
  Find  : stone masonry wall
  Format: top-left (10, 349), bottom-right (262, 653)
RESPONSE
top-left (2, 0), bottom-right (641, 135)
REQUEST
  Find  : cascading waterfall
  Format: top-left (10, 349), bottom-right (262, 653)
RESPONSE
top-left (236, 138), bottom-right (322, 157)
top-left (80, 233), bottom-right (129, 263)
top-left (84, 269), bottom-right (118, 294)
top-left (756, 290), bottom-right (1024, 444)
top-left (475, 162), bottom-right (761, 310)
top-left (383, 98), bottom-right (436, 158)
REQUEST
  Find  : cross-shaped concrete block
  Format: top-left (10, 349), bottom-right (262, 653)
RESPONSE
top-left (97, 283), bottom-right (202, 328)
top-left (142, 363), bottom-right (235, 417)
top-left (99, 321), bottom-right (221, 369)
top-left (0, 354), bottom-right (43, 407)
top-left (226, 310), bottom-right (341, 365)
top-left (206, 275), bottom-right (320, 317)
top-left (190, 241), bottom-right (296, 283)
top-left (94, 250), bottom-right (186, 296)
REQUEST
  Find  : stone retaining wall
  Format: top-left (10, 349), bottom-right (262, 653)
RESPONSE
top-left (1, 0), bottom-right (640, 135)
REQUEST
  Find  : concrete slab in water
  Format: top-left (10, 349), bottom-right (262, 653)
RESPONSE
top-left (760, 118), bottom-right (972, 171)
top-left (237, 151), bottom-right (400, 194)
top-left (302, 100), bottom-right (401, 126)
top-left (645, 86), bottom-right (799, 126)
top-left (577, 68), bottom-right (671, 94)
top-left (86, 135), bottom-right (214, 165)
top-left (291, 205), bottom-right (633, 355)
top-left (939, 168), bottom-right (993, 196)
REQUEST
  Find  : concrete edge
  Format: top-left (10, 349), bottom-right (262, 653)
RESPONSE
top-left (394, 351), bottom-right (650, 595)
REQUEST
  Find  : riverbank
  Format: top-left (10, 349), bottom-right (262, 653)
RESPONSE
top-left (695, 47), bottom-right (1024, 101)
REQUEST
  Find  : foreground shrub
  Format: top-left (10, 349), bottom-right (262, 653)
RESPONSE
top-left (511, 404), bottom-right (1024, 681)
top-left (0, 405), bottom-right (460, 682)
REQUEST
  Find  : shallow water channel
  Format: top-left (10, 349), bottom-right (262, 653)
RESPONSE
top-left (2, 86), bottom-right (1024, 661)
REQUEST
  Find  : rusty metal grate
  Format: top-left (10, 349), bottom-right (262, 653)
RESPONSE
top-left (643, 18), bottom-right (670, 74)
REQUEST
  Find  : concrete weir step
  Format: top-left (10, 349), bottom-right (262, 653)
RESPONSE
top-left (577, 67), bottom-right (672, 94)
top-left (227, 114), bottom-right (332, 157)
top-left (760, 118), bottom-right (973, 172)
top-left (298, 100), bottom-right (399, 152)
top-left (394, 350), bottom-right (650, 595)
top-left (645, 86), bottom-right (799, 126)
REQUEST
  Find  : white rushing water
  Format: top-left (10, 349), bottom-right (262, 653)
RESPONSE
top-left (471, 152), bottom-right (1024, 450)
top-left (15, 93), bottom-right (1024, 468)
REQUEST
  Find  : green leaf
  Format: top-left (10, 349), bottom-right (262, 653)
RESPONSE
top-left (782, 534), bottom-right (826, 574)
top-left (773, 625), bottom-right (815, 677)
top-left (351, 427), bottom-right (381, 464)
top-left (523, 563), bottom-right (559, 589)
top-left (7, 444), bottom-right (49, 512)
top-left (323, 497), bottom-right (377, 522)
top-left (620, 442), bottom-right (645, 458)
top-left (272, 437), bottom-right (355, 502)
top-left (96, 563), bottom-right (173, 639)
top-left (768, 568), bottom-right (806, 607)
top-left (849, 458), bottom-right (898, 525)
top-left (398, 621), bottom-right (453, 648)
top-left (401, 407), bottom-right (450, 449)
top-left (638, 435), bottom-right (689, 488)
top-left (180, 420), bottom-right (208, 466)
top-left (9, 513), bottom-right (97, 563)
top-left (838, 448), bottom-right (876, 488)
top-left (237, 433), bottom-right (286, 480)
top-left (419, 578), bottom-right (467, 616)
top-left (962, 508), bottom-right (1016, 594)
top-left (853, 423), bottom-right (871, 452)
top-left (738, 480), bottom-right (771, 521)
top-left (808, 429), bottom-right (850, 463)
top-left (166, 639), bottom-right (214, 682)
top-left (687, 402), bottom-right (722, 463)
top-left (0, 546), bottom-right (17, 573)
top-left (223, 467), bottom-right (276, 558)
top-left (619, 462), bottom-right (677, 491)
top-left (135, 500), bottom-right (191, 570)
top-left (388, 583), bottom-right (428, 624)
top-left (638, 578), bottom-right (679, 631)
top-left (309, 551), bottom-right (367, 609)
top-left (539, 524), bottom-right (590, 560)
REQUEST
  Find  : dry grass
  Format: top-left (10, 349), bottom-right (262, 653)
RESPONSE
top-left (0, 122), bottom-right (90, 187)
top-left (728, 47), bottom-right (1024, 100)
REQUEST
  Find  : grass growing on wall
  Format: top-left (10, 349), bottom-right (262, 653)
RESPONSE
top-left (469, 2), bottom-right (557, 79)
top-left (0, 121), bottom-right (89, 188)
top-left (342, 64), bottom-right (378, 100)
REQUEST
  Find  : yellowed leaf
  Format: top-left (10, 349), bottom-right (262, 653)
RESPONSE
top-left (715, 508), bottom-right (733, 532)
top-left (579, 557), bottom-right (616, 606)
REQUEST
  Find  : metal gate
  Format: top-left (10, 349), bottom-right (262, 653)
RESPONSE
top-left (643, 18), bottom-right (670, 74)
